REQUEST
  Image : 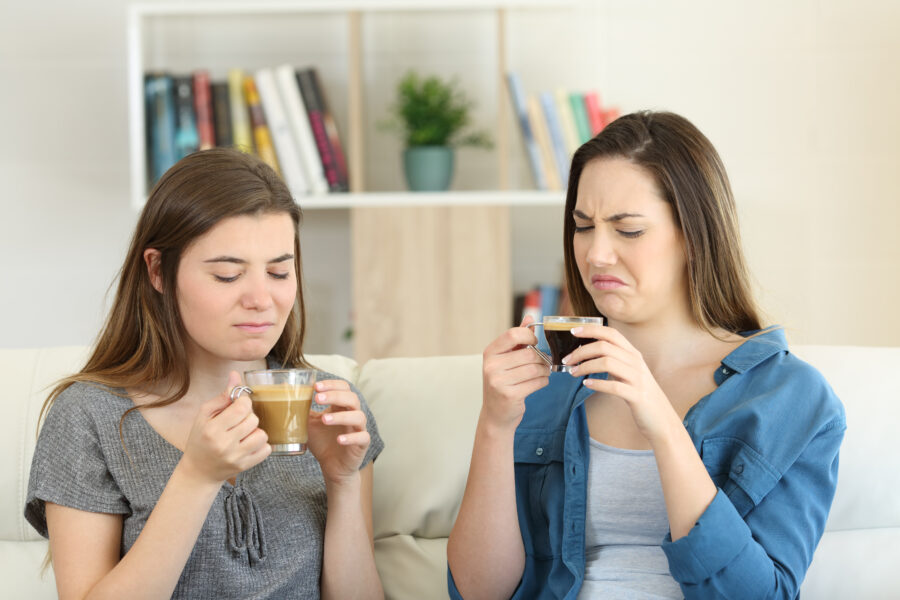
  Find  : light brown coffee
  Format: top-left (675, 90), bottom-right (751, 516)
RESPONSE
top-left (250, 384), bottom-right (314, 445)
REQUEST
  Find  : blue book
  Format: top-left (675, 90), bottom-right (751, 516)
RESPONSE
top-left (506, 73), bottom-right (547, 190)
top-left (145, 73), bottom-right (177, 184)
top-left (539, 91), bottom-right (569, 188)
top-left (173, 75), bottom-right (199, 159)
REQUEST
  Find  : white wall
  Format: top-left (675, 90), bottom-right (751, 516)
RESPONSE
top-left (1, 0), bottom-right (898, 351)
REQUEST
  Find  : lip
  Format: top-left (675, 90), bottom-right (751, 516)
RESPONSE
top-left (590, 275), bottom-right (626, 290)
top-left (235, 322), bottom-right (274, 333)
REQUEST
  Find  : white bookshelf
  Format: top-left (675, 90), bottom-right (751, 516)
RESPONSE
top-left (126, 1), bottom-right (573, 360)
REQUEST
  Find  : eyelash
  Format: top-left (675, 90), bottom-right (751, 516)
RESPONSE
top-left (214, 272), bottom-right (290, 283)
top-left (573, 225), bottom-right (645, 238)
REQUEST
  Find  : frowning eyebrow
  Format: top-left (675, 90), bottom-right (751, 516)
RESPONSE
top-left (203, 254), bottom-right (294, 264)
top-left (573, 209), bottom-right (645, 222)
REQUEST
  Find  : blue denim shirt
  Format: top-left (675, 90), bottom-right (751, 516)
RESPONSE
top-left (449, 327), bottom-right (846, 599)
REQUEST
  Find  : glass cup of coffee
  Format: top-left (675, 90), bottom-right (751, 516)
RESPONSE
top-left (238, 369), bottom-right (317, 456)
top-left (527, 316), bottom-right (606, 373)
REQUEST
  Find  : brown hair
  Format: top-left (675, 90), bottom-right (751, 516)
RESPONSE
top-left (563, 110), bottom-right (763, 334)
top-left (40, 148), bottom-right (309, 426)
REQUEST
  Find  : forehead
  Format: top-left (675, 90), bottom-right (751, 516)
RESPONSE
top-left (574, 158), bottom-right (667, 217)
top-left (186, 213), bottom-right (295, 255)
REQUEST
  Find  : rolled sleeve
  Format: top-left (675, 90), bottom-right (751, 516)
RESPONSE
top-left (661, 488), bottom-right (752, 584)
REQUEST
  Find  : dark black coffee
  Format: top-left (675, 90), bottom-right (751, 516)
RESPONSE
top-left (544, 322), bottom-right (592, 366)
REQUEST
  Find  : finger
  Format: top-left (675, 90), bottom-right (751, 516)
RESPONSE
top-left (206, 371), bottom-right (246, 418)
top-left (520, 314), bottom-right (535, 327)
top-left (230, 411), bottom-right (261, 440)
top-left (336, 430), bottom-right (371, 447)
top-left (484, 326), bottom-right (540, 356)
top-left (315, 389), bottom-right (360, 411)
top-left (492, 361), bottom-right (551, 388)
top-left (564, 339), bottom-right (634, 369)
top-left (583, 377), bottom-right (629, 400)
top-left (238, 427), bottom-right (270, 452)
top-left (570, 355), bottom-right (635, 381)
top-left (321, 409), bottom-right (366, 430)
top-left (487, 347), bottom-right (547, 373)
top-left (518, 375), bottom-right (550, 398)
top-left (215, 394), bottom-right (254, 430)
top-left (314, 379), bottom-right (350, 393)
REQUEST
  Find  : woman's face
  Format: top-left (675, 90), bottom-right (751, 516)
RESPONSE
top-left (175, 212), bottom-right (298, 366)
top-left (572, 158), bottom-right (688, 326)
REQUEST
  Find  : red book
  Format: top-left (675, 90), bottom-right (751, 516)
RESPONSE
top-left (601, 107), bottom-right (620, 130)
top-left (296, 68), bottom-right (343, 192)
top-left (193, 70), bottom-right (215, 150)
top-left (583, 91), bottom-right (604, 135)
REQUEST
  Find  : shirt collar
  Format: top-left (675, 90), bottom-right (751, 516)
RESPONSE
top-left (720, 326), bottom-right (788, 374)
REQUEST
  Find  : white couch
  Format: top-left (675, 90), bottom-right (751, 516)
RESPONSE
top-left (3, 345), bottom-right (899, 599)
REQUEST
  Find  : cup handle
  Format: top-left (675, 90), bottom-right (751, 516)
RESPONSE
top-left (230, 385), bottom-right (253, 402)
top-left (524, 322), bottom-right (553, 366)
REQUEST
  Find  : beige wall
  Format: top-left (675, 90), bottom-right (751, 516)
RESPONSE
top-left (1, 0), bottom-right (898, 349)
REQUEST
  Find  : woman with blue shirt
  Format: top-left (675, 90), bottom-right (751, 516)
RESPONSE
top-left (447, 111), bottom-right (845, 599)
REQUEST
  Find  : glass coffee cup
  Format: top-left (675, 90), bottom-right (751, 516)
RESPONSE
top-left (232, 369), bottom-right (317, 455)
top-left (527, 316), bottom-right (606, 373)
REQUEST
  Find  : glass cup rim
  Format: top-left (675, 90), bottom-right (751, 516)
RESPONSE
top-left (542, 315), bottom-right (605, 323)
top-left (243, 368), bottom-right (317, 376)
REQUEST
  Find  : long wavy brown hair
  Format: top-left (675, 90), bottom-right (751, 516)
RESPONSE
top-left (563, 110), bottom-right (763, 334)
top-left (39, 148), bottom-right (310, 427)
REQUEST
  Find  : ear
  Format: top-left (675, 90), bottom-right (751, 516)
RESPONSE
top-left (143, 248), bottom-right (164, 293)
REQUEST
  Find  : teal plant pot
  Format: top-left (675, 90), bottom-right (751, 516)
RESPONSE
top-left (403, 146), bottom-right (455, 191)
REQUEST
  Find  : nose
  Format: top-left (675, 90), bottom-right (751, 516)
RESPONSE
top-left (239, 271), bottom-right (274, 311)
top-left (586, 228), bottom-right (617, 267)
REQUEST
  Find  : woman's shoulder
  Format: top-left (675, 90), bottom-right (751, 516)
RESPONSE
top-left (752, 347), bottom-right (845, 425)
top-left (44, 380), bottom-right (131, 426)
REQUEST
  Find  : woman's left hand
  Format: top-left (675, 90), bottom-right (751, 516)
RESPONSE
top-left (565, 324), bottom-right (680, 443)
top-left (306, 379), bottom-right (371, 485)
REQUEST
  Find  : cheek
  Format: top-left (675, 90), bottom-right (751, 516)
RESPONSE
top-left (572, 237), bottom-right (590, 278)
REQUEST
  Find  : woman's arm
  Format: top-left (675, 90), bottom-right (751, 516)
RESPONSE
top-left (46, 461), bottom-right (223, 600)
top-left (447, 318), bottom-right (550, 600)
top-left (46, 373), bottom-right (270, 600)
top-left (320, 463), bottom-right (382, 600)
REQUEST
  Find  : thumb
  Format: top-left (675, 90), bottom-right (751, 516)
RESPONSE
top-left (205, 371), bottom-right (243, 417)
top-left (520, 313), bottom-right (536, 328)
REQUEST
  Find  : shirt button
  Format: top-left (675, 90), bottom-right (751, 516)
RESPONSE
top-left (734, 463), bottom-right (744, 474)
top-left (535, 447), bottom-right (543, 456)
top-left (722, 367), bottom-right (731, 375)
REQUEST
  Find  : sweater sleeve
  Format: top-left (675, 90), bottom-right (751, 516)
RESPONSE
top-left (661, 419), bottom-right (845, 599)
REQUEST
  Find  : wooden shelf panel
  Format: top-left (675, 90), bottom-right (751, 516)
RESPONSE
top-left (295, 190), bottom-right (565, 209)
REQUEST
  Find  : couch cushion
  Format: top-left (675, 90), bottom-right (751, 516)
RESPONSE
top-left (358, 354), bottom-right (483, 540)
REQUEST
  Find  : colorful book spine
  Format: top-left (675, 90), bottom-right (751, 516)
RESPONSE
top-left (255, 67), bottom-right (309, 195)
top-left (296, 69), bottom-right (341, 192)
top-left (505, 73), bottom-right (547, 191)
top-left (227, 69), bottom-right (253, 153)
top-left (584, 91), bottom-right (604, 135)
top-left (539, 91), bottom-right (569, 188)
top-left (602, 107), bottom-right (621, 130)
top-left (569, 92), bottom-right (592, 144)
top-left (275, 64), bottom-right (329, 195)
top-left (211, 81), bottom-right (232, 148)
top-left (193, 70), bottom-right (215, 150)
top-left (173, 75), bottom-right (199, 159)
top-left (308, 69), bottom-right (349, 192)
top-left (554, 89), bottom-right (580, 157)
top-left (243, 76), bottom-right (281, 175)
top-left (144, 73), bottom-right (177, 184)
top-left (526, 94), bottom-right (562, 191)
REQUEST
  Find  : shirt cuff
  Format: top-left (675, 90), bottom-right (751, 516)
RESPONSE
top-left (660, 488), bottom-right (753, 584)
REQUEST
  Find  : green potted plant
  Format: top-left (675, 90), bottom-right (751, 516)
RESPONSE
top-left (384, 71), bottom-right (492, 191)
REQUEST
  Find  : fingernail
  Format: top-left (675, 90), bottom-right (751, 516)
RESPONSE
top-left (571, 327), bottom-right (583, 335)
top-left (322, 414), bottom-right (332, 423)
top-left (315, 382), bottom-right (324, 390)
top-left (338, 435), bottom-right (346, 444)
top-left (569, 366), bottom-right (579, 376)
top-left (561, 354), bottom-right (570, 365)
top-left (582, 377), bottom-right (592, 386)
top-left (316, 393), bottom-right (327, 403)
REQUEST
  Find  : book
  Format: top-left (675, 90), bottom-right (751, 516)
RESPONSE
top-left (526, 94), bottom-right (562, 191)
top-left (539, 91), bottom-right (570, 188)
top-left (243, 76), bottom-right (281, 174)
top-left (275, 64), bottom-right (329, 195)
top-left (173, 75), bottom-right (199, 159)
top-left (254, 67), bottom-right (309, 195)
top-left (554, 89), bottom-right (581, 157)
top-left (296, 68), bottom-right (342, 192)
top-left (505, 72), bottom-right (547, 190)
top-left (228, 68), bottom-right (254, 153)
top-left (602, 107), bottom-right (621, 130)
top-left (584, 91), bottom-right (604, 135)
top-left (308, 68), bottom-right (349, 191)
top-left (211, 81), bottom-right (232, 148)
top-left (144, 73), bottom-right (177, 184)
top-left (569, 92), bottom-right (592, 144)
top-left (193, 70), bottom-right (215, 150)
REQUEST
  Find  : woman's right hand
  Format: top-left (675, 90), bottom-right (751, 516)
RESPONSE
top-left (180, 371), bottom-right (272, 485)
top-left (481, 315), bottom-right (551, 432)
